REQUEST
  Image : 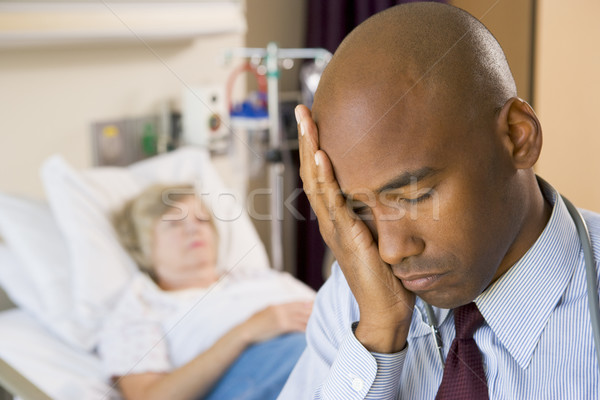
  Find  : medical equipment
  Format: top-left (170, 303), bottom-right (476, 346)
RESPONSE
top-left (223, 44), bottom-right (332, 271)
top-left (182, 85), bottom-right (230, 153)
top-left (424, 193), bottom-right (600, 368)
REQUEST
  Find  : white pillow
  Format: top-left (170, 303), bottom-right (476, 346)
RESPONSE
top-left (0, 194), bottom-right (88, 347)
top-left (41, 147), bottom-right (270, 350)
top-left (0, 244), bottom-right (36, 312)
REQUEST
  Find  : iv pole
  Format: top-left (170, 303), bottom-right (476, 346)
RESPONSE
top-left (224, 43), bottom-right (331, 271)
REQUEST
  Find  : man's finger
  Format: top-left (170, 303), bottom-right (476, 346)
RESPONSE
top-left (296, 107), bottom-right (316, 186)
top-left (295, 105), bottom-right (318, 148)
top-left (314, 149), bottom-right (357, 230)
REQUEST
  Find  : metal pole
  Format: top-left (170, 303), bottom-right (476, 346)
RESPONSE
top-left (266, 42), bottom-right (284, 271)
top-left (224, 45), bottom-right (332, 272)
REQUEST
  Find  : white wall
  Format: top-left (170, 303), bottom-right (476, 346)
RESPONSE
top-left (0, 3), bottom-right (245, 199)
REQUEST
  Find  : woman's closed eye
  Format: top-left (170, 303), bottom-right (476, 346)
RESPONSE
top-left (194, 216), bottom-right (211, 224)
top-left (157, 218), bottom-right (184, 229)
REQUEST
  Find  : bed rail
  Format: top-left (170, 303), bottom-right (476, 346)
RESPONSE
top-left (0, 357), bottom-right (53, 400)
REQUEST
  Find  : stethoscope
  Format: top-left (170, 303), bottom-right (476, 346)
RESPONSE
top-left (424, 194), bottom-right (600, 368)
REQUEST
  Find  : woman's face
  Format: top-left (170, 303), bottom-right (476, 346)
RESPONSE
top-left (151, 196), bottom-right (218, 290)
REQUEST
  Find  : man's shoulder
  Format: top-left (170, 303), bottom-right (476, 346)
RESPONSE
top-left (318, 261), bottom-right (354, 301)
top-left (580, 208), bottom-right (600, 242)
top-left (577, 209), bottom-right (600, 275)
top-left (313, 261), bottom-right (360, 322)
top-left (581, 208), bottom-right (600, 228)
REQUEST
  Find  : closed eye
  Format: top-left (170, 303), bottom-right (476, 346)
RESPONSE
top-left (403, 191), bottom-right (433, 205)
top-left (348, 200), bottom-right (374, 220)
top-left (352, 205), bottom-right (371, 216)
top-left (382, 189), bottom-right (434, 206)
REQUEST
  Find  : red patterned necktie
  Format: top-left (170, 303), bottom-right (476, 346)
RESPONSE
top-left (435, 302), bottom-right (489, 400)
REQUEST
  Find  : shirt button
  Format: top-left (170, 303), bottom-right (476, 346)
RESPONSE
top-left (351, 377), bottom-right (364, 392)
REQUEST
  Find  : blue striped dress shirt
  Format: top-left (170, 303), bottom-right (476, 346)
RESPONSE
top-left (279, 181), bottom-right (600, 399)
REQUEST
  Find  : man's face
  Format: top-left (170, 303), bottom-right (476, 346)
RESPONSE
top-left (315, 78), bottom-right (521, 309)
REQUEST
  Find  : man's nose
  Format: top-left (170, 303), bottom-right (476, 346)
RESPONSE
top-left (375, 215), bottom-right (425, 265)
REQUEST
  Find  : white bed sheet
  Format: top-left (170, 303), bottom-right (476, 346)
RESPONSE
top-left (0, 148), bottom-right (278, 399)
top-left (0, 309), bottom-right (120, 400)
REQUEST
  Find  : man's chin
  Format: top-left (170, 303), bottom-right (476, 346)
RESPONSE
top-left (418, 291), bottom-right (475, 310)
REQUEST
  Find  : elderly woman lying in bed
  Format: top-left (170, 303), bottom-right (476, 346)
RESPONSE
top-left (98, 184), bottom-right (314, 400)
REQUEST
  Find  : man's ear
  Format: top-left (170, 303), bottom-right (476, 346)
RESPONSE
top-left (497, 97), bottom-right (543, 169)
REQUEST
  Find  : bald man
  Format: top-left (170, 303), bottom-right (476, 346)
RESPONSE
top-left (279, 3), bottom-right (599, 399)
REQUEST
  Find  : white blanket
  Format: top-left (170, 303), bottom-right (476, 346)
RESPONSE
top-left (98, 270), bottom-right (315, 378)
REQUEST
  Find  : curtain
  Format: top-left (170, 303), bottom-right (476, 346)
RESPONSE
top-left (307, 0), bottom-right (446, 53)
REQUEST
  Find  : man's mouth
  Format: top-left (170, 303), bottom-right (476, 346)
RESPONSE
top-left (397, 273), bottom-right (444, 292)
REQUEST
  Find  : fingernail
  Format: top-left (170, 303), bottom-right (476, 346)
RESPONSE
top-left (294, 106), bottom-right (302, 125)
top-left (314, 153), bottom-right (320, 166)
top-left (300, 120), bottom-right (306, 136)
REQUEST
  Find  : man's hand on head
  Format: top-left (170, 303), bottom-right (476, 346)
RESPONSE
top-left (295, 105), bottom-right (415, 354)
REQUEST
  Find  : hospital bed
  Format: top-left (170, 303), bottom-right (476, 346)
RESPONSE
top-left (0, 147), bottom-right (275, 399)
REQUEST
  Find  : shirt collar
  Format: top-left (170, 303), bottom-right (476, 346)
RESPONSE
top-left (410, 300), bottom-right (451, 339)
top-left (411, 179), bottom-right (581, 370)
top-left (475, 179), bottom-right (580, 369)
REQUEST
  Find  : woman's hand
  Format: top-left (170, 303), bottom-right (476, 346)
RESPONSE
top-left (118, 301), bottom-right (312, 400)
top-left (240, 301), bottom-right (313, 345)
top-left (295, 105), bottom-right (414, 353)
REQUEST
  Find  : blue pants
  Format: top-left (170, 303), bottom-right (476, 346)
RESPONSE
top-left (202, 333), bottom-right (306, 400)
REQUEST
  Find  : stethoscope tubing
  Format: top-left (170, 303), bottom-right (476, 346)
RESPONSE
top-left (424, 194), bottom-right (600, 368)
top-left (562, 195), bottom-right (600, 368)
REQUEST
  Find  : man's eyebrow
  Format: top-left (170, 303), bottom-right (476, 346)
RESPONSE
top-left (375, 167), bottom-right (440, 193)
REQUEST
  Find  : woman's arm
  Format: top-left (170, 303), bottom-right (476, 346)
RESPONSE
top-left (116, 301), bottom-right (313, 400)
